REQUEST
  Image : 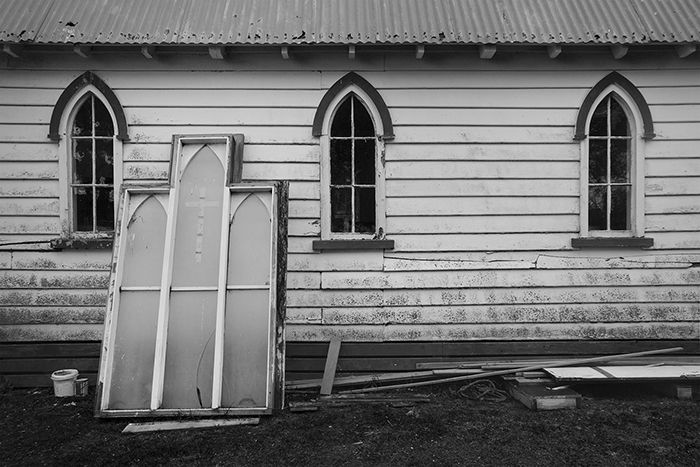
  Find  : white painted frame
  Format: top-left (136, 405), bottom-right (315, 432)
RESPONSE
top-left (151, 135), bottom-right (234, 410)
top-left (57, 85), bottom-right (123, 237)
top-left (98, 135), bottom-right (281, 418)
top-left (319, 84), bottom-right (387, 240)
top-left (222, 186), bottom-right (278, 411)
top-left (98, 185), bottom-right (170, 413)
top-left (579, 84), bottom-right (646, 238)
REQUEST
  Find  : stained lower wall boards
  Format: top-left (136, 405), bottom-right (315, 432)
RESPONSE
top-left (96, 135), bottom-right (287, 418)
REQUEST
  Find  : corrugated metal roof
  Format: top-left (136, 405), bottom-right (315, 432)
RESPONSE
top-left (0, 0), bottom-right (54, 42)
top-left (1, 0), bottom-right (698, 46)
top-left (632, 0), bottom-right (700, 43)
top-left (35, 0), bottom-right (191, 44)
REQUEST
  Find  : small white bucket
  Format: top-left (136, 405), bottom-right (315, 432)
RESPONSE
top-left (51, 369), bottom-right (79, 397)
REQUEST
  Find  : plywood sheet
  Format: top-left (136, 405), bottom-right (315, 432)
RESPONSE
top-left (545, 366), bottom-right (700, 381)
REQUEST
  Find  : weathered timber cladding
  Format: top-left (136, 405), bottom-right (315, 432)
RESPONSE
top-left (0, 49), bottom-right (699, 344)
top-left (2, 339), bottom-right (700, 387)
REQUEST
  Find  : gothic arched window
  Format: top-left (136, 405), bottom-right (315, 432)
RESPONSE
top-left (70, 93), bottom-right (116, 232)
top-left (329, 94), bottom-right (377, 234)
top-left (587, 94), bottom-right (633, 232)
top-left (49, 72), bottom-right (127, 239)
top-left (573, 72), bottom-right (655, 247)
top-left (313, 73), bottom-right (394, 246)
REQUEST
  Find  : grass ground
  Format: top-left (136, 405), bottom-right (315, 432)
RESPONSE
top-left (0, 384), bottom-right (698, 466)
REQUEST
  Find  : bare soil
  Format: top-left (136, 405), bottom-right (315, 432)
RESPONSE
top-left (0, 384), bottom-right (698, 466)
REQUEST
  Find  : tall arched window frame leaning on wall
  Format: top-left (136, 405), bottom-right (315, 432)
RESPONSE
top-left (49, 72), bottom-right (127, 240)
top-left (574, 72), bottom-right (655, 246)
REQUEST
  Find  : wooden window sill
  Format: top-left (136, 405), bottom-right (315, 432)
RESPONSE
top-left (51, 235), bottom-right (114, 250)
top-left (312, 239), bottom-right (394, 251)
top-left (571, 237), bottom-right (654, 249)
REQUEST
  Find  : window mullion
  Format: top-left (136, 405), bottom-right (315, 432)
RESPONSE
top-left (91, 96), bottom-right (97, 232)
top-left (605, 97), bottom-right (611, 230)
top-left (350, 97), bottom-right (355, 234)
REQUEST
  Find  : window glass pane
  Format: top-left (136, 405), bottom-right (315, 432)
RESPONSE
top-left (162, 291), bottom-right (216, 409)
top-left (353, 97), bottom-right (374, 137)
top-left (73, 186), bottom-right (93, 231)
top-left (611, 185), bottom-right (631, 230)
top-left (354, 139), bottom-right (375, 185)
top-left (330, 97), bottom-right (352, 137)
top-left (588, 186), bottom-right (607, 230)
top-left (95, 139), bottom-right (114, 185)
top-left (610, 139), bottom-right (630, 183)
top-left (73, 139), bottom-right (93, 184)
top-left (589, 98), bottom-right (607, 136)
top-left (354, 187), bottom-right (375, 233)
top-left (72, 96), bottom-right (93, 136)
top-left (330, 187), bottom-right (352, 232)
top-left (610, 98), bottom-right (630, 136)
top-left (330, 139), bottom-right (352, 185)
top-left (96, 187), bottom-right (114, 231)
top-left (222, 289), bottom-right (270, 408)
top-left (93, 97), bottom-right (114, 136)
top-left (588, 139), bottom-right (607, 183)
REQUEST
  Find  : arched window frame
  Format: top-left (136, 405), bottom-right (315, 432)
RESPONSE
top-left (317, 80), bottom-right (389, 241)
top-left (578, 84), bottom-right (646, 238)
top-left (55, 83), bottom-right (124, 237)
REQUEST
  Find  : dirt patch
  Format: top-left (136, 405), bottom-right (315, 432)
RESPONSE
top-left (1, 385), bottom-right (698, 466)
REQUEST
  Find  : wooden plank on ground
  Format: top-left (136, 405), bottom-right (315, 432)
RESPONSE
top-left (122, 418), bottom-right (259, 433)
top-left (288, 402), bottom-right (320, 412)
top-left (287, 369), bottom-right (485, 390)
top-left (342, 347), bottom-right (685, 393)
top-left (287, 370), bottom-right (439, 390)
top-left (507, 383), bottom-right (581, 411)
top-left (501, 376), bottom-right (556, 385)
top-left (319, 393), bottom-right (431, 405)
top-left (320, 338), bottom-right (341, 395)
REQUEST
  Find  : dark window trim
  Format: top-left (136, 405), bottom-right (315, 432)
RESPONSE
top-left (312, 72), bottom-right (394, 140)
top-left (574, 71), bottom-right (655, 141)
top-left (312, 239), bottom-right (394, 251)
top-left (49, 71), bottom-right (129, 142)
top-left (571, 237), bottom-right (654, 249)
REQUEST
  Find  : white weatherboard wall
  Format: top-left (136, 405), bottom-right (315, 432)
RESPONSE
top-left (0, 49), bottom-right (699, 343)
